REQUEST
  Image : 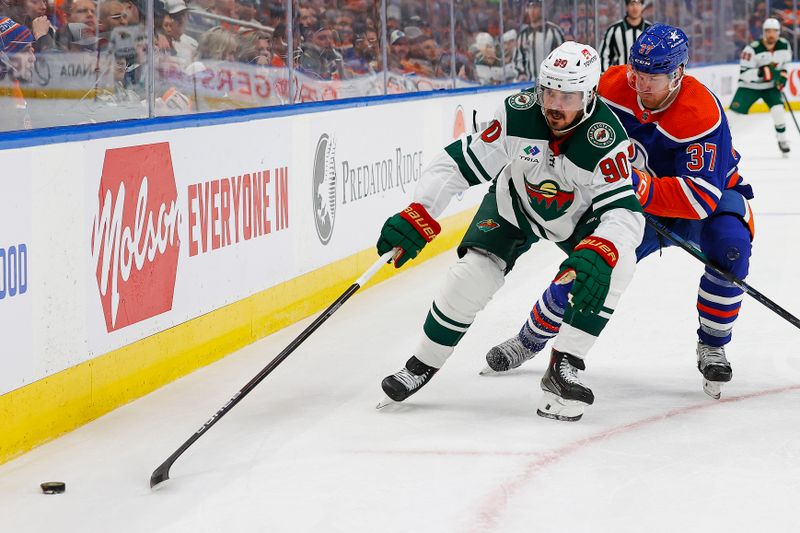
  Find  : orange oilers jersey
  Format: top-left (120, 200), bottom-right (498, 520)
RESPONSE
top-left (597, 65), bottom-right (753, 221)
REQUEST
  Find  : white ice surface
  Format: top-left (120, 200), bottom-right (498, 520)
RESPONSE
top-left (2, 113), bottom-right (800, 533)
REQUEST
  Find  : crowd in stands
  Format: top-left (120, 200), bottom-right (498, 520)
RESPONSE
top-left (1, 0), bottom-right (798, 131)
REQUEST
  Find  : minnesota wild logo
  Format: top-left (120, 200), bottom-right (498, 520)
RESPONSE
top-left (477, 219), bottom-right (500, 232)
top-left (524, 178), bottom-right (575, 220)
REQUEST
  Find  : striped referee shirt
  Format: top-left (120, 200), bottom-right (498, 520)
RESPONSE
top-left (599, 18), bottom-right (652, 71)
top-left (512, 21), bottom-right (565, 81)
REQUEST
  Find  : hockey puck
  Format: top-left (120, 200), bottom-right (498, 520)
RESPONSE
top-left (40, 482), bottom-right (66, 494)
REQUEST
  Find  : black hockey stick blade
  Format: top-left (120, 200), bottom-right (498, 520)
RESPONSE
top-left (149, 250), bottom-right (395, 489)
top-left (645, 216), bottom-right (800, 330)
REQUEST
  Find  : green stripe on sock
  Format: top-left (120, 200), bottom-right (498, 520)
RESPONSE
top-left (431, 301), bottom-right (471, 329)
top-left (424, 311), bottom-right (467, 346)
top-left (564, 307), bottom-right (609, 337)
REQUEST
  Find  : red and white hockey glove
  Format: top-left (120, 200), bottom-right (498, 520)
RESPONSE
top-left (377, 203), bottom-right (441, 268)
top-left (555, 236), bottom-right (619, 314)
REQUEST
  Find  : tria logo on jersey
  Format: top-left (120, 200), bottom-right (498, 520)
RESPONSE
top-left (524, 178), bottom-right (575, 221)
top-left (519, 144), bottom-right (541, 163)
top-left (91, 142), bottom-right (181, 332)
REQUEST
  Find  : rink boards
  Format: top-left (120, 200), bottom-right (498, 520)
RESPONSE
top-left (1, 62), bottom-right (798, 465)
top-left (0, 87), bottom-right (511, 463)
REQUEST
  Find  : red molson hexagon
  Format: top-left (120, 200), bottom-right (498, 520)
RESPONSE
top-left (91, 142), bottom-right (181, 332)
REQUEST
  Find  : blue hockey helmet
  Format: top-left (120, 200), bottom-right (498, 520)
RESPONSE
top-left (628, 24), bottom-right (689, 75)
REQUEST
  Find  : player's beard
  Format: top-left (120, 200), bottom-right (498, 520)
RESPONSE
top-left (544, 108), bottom-right (580, 134)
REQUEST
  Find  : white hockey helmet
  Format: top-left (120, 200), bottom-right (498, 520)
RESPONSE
top-left (536, 41), bottom-right (602, 128)
top-left (763, 18), bottom-right (781, 31)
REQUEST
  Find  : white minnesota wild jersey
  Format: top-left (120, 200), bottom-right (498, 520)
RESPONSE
top-left (738, 37), bottom-right (793, 90)
top-left (414, 90), bottom-right (643, 251)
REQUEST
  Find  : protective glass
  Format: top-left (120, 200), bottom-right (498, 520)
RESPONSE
top-left (535, 85), bottom-right (587, 111)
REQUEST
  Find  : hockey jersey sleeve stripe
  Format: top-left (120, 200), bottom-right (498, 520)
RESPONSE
top-left (465, 143), bottom-right (494, 183)
top-left (444, 137), bottom-right (483, 186)
top-left (591, 187), bottom-right (636, 211)
top-left (684, 179), bottom-right (719, 213)
top-left (642, 177), bottom-right (707, 219)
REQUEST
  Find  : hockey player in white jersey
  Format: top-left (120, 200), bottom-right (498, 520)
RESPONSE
top-left (729, 18), bottom-right (793, 155)
top-left (375, 42), bottom-right (644, 421)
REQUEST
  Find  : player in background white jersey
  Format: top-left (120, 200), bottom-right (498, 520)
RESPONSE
top-left (729, 18), bottom-right (793, 156)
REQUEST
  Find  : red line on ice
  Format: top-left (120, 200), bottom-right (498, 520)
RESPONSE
top-left (468, 383), bottom-right (800, 533)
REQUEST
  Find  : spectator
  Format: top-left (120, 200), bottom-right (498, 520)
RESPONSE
top-left (99, 0), bottom-right (128, 34)
top-left (297, 5), bottom-right (317, 38)
top-left (269, 22), bottom-right (300, 68)
top-left (387, 28), bottom-right (412, 74)
top-left (235, 0), bottom-right (257, 24)
top-left (599, 0), bottom-right (652, 71)
top-left (299, 23), bottom-right (344, 80)
top-left (386, 3), bottom-right (401, 32)
top-left (343, 26), bottom-right (378, 76)
top-left (512, 0), bottom-right (564, 81)
top-left (501, 28), bottom-right (517, 82)
top-left (56, 0), bottom-right (98, 50)
top-left (185, 0), bottom-right (216, 38)
top-left (473, 32), bottom-right (503, 85)
top-left (0, 17), bottom-right (34, 130)
top-left (238, 29), bottom-right (270, 64)
top-left (163, 0), bottom-right (198, 63)
top-left (121, 0), bottom-right (142, 25)
top-left (7, 0), bottom-right (55, 52)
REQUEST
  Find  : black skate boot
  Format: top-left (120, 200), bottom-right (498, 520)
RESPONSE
top-left (778, 140), bottom-right (791, 155)
top-left (697, 342), bottom-right (732, 399)
top-left (379, 356), bottom-right (439, 405)
top-left (481, 336), bottom-right (543, 375)
top-left (537, 349), bottom-right (594, 422)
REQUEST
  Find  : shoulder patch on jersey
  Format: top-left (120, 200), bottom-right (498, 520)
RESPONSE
top-left (587, 122), bottom-right (616, 148)
top-left (508, 91), bottom-right (536, 110)
top-left (563, 100), bottom-right (629, 172)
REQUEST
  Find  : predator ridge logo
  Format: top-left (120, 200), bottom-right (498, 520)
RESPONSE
top-left (524, 178), bottom-right (574, 221)
top-left (312, 134), bottom-right (337, 245)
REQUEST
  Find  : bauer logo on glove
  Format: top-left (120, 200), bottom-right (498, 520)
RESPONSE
top-left (376, 203), bottom-right (441, 268)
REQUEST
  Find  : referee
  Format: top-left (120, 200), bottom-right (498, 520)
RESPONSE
top-left (599, 0), bottom-right (652, 72)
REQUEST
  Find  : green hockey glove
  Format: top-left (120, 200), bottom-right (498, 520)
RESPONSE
top-left (377, 203), bottom-right (441, 268)
top-left (555, 236), bottom-right (619, 314)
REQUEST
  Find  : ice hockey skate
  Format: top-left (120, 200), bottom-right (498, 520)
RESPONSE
top-left (537, 349), bottom-right (594, 422)
top-left (697, 342), bottom-right (732, 399)
top-left (376, 356), bottom-right (439, 409)
top-left (480, 335), bottom-right (543, 375)
top-left (778, 140), bottom-right (791, 157)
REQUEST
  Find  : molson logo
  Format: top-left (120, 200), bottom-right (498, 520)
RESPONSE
top-left (91, 143), bottom-right (180, 332)
top-left (312, 134), bottom-right (337, 245)
top-left (524, 178), bottom-right (575, 221)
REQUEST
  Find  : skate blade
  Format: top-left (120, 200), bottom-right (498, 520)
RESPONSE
top-left (536, 391), bottom-right (587, 422)
top-left (703, 379), bottom-right (723, 400)
top-left (376, 396), bottom-right (396, 409)
top-left (479, 364), bottom-right (504, 376)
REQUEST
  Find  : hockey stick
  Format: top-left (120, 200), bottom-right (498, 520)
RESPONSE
top-left (782, 92), bottom-right (800, 136)
top-left (645, 216), bottom-right (800, 330)
top-left (150, 250), bottom-right (396, 489)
